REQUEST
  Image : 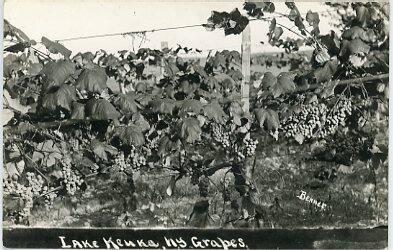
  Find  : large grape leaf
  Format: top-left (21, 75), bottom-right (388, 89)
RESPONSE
top-left (214, 73), bottom-right (236, 90)
top-left (3, 54), bottom-right (24, 78)
top-left (180, 117), bottom-right (202, 143)
top-left (203, 100), bottom-right (227, 124)
top-left (131, 113), bottom-right (150, 132)
top-left (150, 98), bottom-right (177, 114)
top-left (114, 125), bottom-right (145, 146)
top-left (342, 26), bottom-right (376, 43)
top-left (75, 66), bottom-right (108, 94)
top-left (313, 59), bottom-right (339, 83)
top-left (271, 72), bottom-right (296, 97)
top-left (71, 102), bottom-right (85, 119)
top-left (86, 99), bottom-right (121, 120)
top-left (260, 72), bottom-right (277, 90)
top-left (32, 140), bottom-right (62, 167)
top-left (41, 59), bottom-right (76, 92)
top-left (179, 99), bottom-right (203, 114)
top-left (112, 93), bottom-right (138, 114)
top-left (90, 139), bottom-right (118, 161)
top-left (255, 108), bottom-right (279, 131)
top-left (41, 36), bottom-right (72, 58)
top-left (41, 84), bottom-right (77, 112)
top-left (340, 39), bottom-right (370, 57)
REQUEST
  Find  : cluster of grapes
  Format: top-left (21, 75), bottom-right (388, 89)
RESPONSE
top-left (212, 124), bottom-right (230, 149)
top-left (26, 172), bottom-right (44, 196)
top-left (281, 99), bottom-right (353, 141)
top-left (198, 176), bottom-right (209, 197)
top-left (318, 99), bottom-right (352, 138)
top-left (69, 138), bottom-right (79, 151)
top-left (113, 152), bottom-right (131, 172)
top-left (5, 181), bottom-right (34, 220)
top-left (3, 177), bottom-right (16, 195)
top-left (282, 103), bottom-right (327, 140)
top-left (243, 137), bottom-right (258, 157)
top-left (130, 145), bottom-right (146, 168)
top-left (61, 162), bottom-right (84, 196)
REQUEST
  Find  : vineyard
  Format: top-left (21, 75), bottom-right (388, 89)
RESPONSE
top-left (3, 2), bottom-right (389, 229)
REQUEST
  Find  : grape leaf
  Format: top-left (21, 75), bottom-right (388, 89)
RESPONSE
top-left (150, 98), bottom-right (177, 114)
top-left (203, 100), bottom-right (227, 124)
top-left (41, 59), bottom-right (76, 92)
top-left (306, 11), bottom-right (320, 27)
top-left (114, 125), bottom-right (145, 146)
top-left (113, 93), bottom-right (138, 114)
top-left (4, 19), bottom-right (31, 42)
top-left (4, 42), bottom-right (31, 53)
top-left (86, 99), bottom-right (121, 120)
top-left (214, 73), bottom-right (236, 90)
top-left (355, 5), bottom-right (370, 28)
top-left (5, 160), bottom-right (25, 178)
top-left (164, 60), bottom-right (179, 77)
top-left (319, 80), bottom-right (339, 99)
top-left (313, 59), bottom-right (339, 83)
top-left (340, 38), bottom-right (370, 57)
top-left (271, 72), bottom-right (296, 97)
top-left (320, 31), bottom-right (341, 56)
top-left (71, 102), bottom-right (85, 119)
top-left (131, 113), bottom-right (150, 132)
top-left (180, 117), bottom-right (202, 143)
top-left (254, 108), bottom-right (279, 131)
top-left (42, 84), bottom-right (77, 112)
top-left (32, 140), bottom-right (62, 167)
top-left (244, 2), bottom-right (275, 18)
top-left (3, 54), bottom-right (22, 78)
top-left (342, 26), bottom-right (376, 43)
top-left (41, 36), bottom-right (72, 58)
top-left (268, 18), bottom-right (283, 45)
top-left (75, 66), bottom-right (108, 94)
top-left (261, 72), bottom-right (277, 90)
top-left (179, 99), bottom-right (203, 114)
top-left (90, 139), bottom-right (118, 161)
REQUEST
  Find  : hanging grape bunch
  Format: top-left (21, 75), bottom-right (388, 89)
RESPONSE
top-left (6, 181), bottom-right (34, 221)
top-left (61, 158), bottom-right (84, 196)
top-left (198, 176), bottom-right (210, 197)
top-left (130, 145), bottom-right (146, 169)
top-left (234, 143), bottom-right (245, 162)
top-left (282, 102), bottom-right (327, 140)
top-left (26, 172), bottom-right (44, 196)
top-left (243, 137), bottom-right (258, 157)
top-left (113, 152), bottom-right (131, 172)
top-left (281, 98), bottom-right (353, 141)
top-left (319, 99), bottom-right (352, 138)
top-left (212, 123), bottom-right (231, 149)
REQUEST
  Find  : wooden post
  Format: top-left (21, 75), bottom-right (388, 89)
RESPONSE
top-left (160, 41), bottom-right (168, 79)
top-left (241, 25), bottom-right (251, 114)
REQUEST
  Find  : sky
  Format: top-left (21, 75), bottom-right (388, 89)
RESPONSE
top-left (4, 1), bottom-right (337, 56)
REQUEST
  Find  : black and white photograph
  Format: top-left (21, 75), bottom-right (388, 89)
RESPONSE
top-left (2, 1), bottom-right (389, 249)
